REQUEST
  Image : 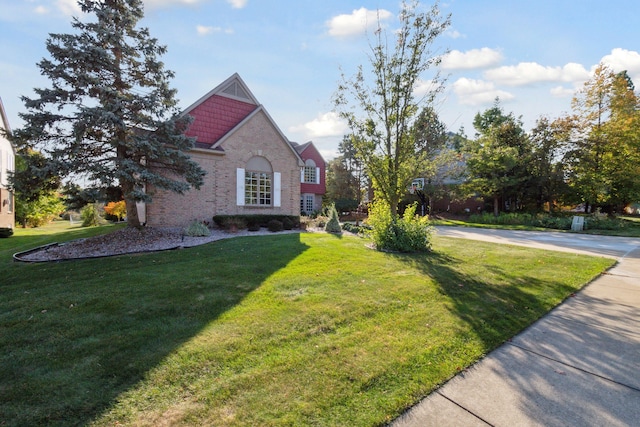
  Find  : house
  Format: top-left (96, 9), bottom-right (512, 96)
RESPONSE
top-left (0, 97), bottom-right (16, 236)
top-left (145, 74), bottom-right (304, 227)
top-left (292, 141), bottom-right (326, 214)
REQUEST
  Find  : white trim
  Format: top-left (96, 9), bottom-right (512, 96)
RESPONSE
top-left (273, 172), bottom-right (281, 207)
top-left (315, 167), bottom-right (321, 184)
top-left (236, 168), bottom-right (245, 206)
top-left (300, 167), bottom-right (305, 183)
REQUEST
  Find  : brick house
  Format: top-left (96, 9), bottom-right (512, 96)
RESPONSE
top-left (292, 141), bottom-right (326, 214)
top-left (144, 74), bottom-right (304, 227)
top-left (0, 97), bottom-right (15, 236)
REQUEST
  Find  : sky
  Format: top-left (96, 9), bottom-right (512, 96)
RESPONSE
top-left (1, 0), bottom-right (640, 160)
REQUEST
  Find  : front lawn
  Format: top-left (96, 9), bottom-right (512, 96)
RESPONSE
top-left (0, 225), bottom-right (613, 426)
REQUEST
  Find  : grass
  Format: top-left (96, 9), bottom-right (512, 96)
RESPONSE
top-left (0, 222), bottom-right (614, 426)
top-left (432, 215), bottom-right (640, 237)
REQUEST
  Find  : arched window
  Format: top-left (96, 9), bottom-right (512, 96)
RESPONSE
top-left (302, 158), bottom-right (320, 184)
top-left (237, 156), bottom-right (281, 207)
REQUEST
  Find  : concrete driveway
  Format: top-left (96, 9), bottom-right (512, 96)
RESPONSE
top-left (392, 227), bottom-right (640, 427)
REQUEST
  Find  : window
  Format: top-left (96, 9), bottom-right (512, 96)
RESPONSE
top-left (245, 171), bottom-right (272, 205)
top-left (301, 159), bottom-right (320, 184)
top-left (237, 156), bottom-right (281, 207)
top-left (305, 195), bottom-right (314, 213)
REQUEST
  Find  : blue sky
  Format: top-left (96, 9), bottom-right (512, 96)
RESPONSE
top-left (2, 0), bottom-right (640, 159)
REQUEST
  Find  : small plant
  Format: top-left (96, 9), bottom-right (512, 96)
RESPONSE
top-left (366, 201), bottom-right (433, 252)
top-left (80, 203), bottom-right (104, 227)
top-left (267, 219), bottom-right (283, 232)
top-left (184, 220), bottom-right (211, 237)
top-left (324, 204), bottom-right (342, 234)
top-left (221, 217), bottom-right (247, 231)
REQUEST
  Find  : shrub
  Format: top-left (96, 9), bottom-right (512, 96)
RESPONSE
top-left (366, 201), bottom-right (433, 253)
top-left (220, 217), bottom-right (247, 231)
top-left (324, 204), bottom-right (342, 234)
top-left (80, 203), bottom-right (104, 227)
top-left (184, 220), bottom-right (211, 237)
top-left (213, 215), bottom-right (299, 230)
top-left (103, 200), bottom-right (126, 222)
top-left (248, 222), bottom-right (261, 231)
top-left (267, 219), bottom-right (283, 232)
top-left (282, 217), bottom-right (294, 230)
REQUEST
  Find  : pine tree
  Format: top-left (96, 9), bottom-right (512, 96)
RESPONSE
top-left (13, 0), bottom-right (205, 227)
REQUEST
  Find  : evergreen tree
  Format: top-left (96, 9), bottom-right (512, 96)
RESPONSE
top-left (12, 0), bottom-right (205, 227)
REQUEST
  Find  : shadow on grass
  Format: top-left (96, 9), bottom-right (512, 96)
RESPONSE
top-left (390, 249), bottom-right (580, 352)
top-left (0, 233), bottom-right (308, 427)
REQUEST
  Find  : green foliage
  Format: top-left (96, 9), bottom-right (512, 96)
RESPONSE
top-left (12, 0), bottom-right (205, 228)
top-left (15, 192), bottom-right (65, 228)
top-left (324, 204), bottom-right (342, 234)
top-left (333, 1), bottom-right (450, 216)
top-left (267, 219), bottom-right (283, 232)
top-left (366, 200), bottom-right (433, 252)
top-left (467, 212), bottom-right (630, 231)
top-left (80, 203), bottom-right (104, 227)
top-left (184, 220), bottom-right (211, 237)
top-left (282, 217), bottom-right (294, 230)
top-left (213, 215), bottom-right (300, 230)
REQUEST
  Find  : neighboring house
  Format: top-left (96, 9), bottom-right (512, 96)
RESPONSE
top-left (292, 141), bottom-right (326, 214)
top-left (0, 97), bottom-right (16, 236)
top-left (145, 73), bottom-right (304, 227)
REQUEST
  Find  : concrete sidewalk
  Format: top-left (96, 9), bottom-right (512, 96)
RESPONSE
top-left (392, 231), bottom-right (640, 427)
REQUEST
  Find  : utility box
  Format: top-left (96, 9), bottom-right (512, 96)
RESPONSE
top-left (571, 216), bottom-right (584, 231)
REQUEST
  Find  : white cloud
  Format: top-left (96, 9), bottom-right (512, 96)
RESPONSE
top-left (441, 48), bottom-right (503, 70)
top-left (484, 62), bottom-right (589, 86)
top-left (452, 77), bottom-right (514, 106)
top-left (56, 0), bottom-right (82, 16)
top-left (550, 86), bottom-right (575, 98)
top-left (34, 5), bottom-right (48, 14)
top-left (326, 7), bottom-right (393, 38)
top-left (600, 48), bottom-right (640, 82)
top-left (226, 0), bottom-right (247, 8)
top-left (196, 25), bottom-right (233, 36)
top-left (144, 0), bottom-right (202, 8)
top-left (290, 112), bottom-right (348, 138)
top-left (446, 29), bottom-right (465, 39)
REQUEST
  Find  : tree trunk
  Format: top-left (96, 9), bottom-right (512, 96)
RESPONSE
top-left (493, 195), bottom-right (500, 217)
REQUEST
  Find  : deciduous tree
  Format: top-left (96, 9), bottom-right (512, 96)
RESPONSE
top-left (333, 0), bottom-right (450, 217)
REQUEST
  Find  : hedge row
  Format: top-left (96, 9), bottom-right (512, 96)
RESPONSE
top-left (212, 214), bottom-right (300, 231)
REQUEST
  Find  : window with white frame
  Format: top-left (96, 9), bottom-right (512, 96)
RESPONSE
top-left (304, 194), bottom-right (314, 213)
top-left (302, 159), bottom-right (320, 184)
top-left (237, 156), bottom-right (281, 207)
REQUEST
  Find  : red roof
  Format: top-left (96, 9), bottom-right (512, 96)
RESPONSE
top-left (185, 94), bottom-right (257, 146)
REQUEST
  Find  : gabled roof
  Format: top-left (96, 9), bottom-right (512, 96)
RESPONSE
top-left (291, 140), bottom-right (326, 165)
top-left (182, 73), bottom-right (303, 165)
top-left (182, 73), bottom-right (259, 147)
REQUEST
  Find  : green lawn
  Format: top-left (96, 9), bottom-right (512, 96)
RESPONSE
top-left (0, 223), bottom-right (614, 426)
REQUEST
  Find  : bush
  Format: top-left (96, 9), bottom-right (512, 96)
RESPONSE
top-left (248, 222), bottom-right (261, 231)
top-left (80, 203), bottom-right (104, 227)
top-left (103, 200), bottom-right (126, 222)
top-left (184, 221), bottom-right (211, 237)
top-left (282, 217), bottom-right (294, 230)
top-left (213, 215), bottom-right (299, 230)
top-left (267, 219), bottom-right (283, 232)
top-left (324, 204), bottom-right (342, 234)
top-left (366, 201), bottom-right (433, 253)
